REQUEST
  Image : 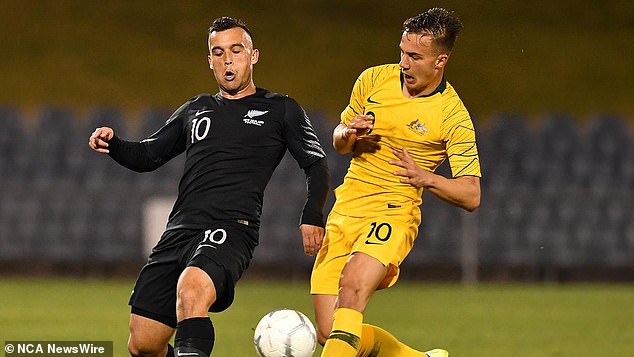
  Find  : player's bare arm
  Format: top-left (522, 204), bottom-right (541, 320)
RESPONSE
top-left (299, 224), bottom-right (325, 257)
top-left (332, 114), bottom-right (374, 154)
top-left (88, 127), bottom-right (114, 153)
top-left (390, 147), bottom-right (481, 211)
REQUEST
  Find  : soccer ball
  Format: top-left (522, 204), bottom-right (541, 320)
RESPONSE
top-left (254, 309), bottom-right (317, 357)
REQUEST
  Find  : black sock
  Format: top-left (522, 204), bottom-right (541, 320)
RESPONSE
top-left (166, 343), bottom-right (174, 357)
top-left (174, 317), bottom-right (215, 356)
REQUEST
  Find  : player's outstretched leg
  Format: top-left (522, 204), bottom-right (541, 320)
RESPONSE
top-left (323, 318), bottom-right (450, 357)
top-left (318, 253), bottom-right (449, 357)
top-left (358, 324), bottom-right (448, 357)
top-left (173, 267), bottom-right (217, 356)
top-left (320, 252), bottom-right (383, 356)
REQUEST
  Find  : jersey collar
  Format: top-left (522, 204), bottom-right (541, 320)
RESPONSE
top-left (215, 87), bottom-right (265, 101)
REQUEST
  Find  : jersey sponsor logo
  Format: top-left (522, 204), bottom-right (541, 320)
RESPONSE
top-left (195, 109), bottom-right (214, 117)
top-left (367, 96), bottom-right (381, 104)
top-left (406, 119), bottom-right (429, 136)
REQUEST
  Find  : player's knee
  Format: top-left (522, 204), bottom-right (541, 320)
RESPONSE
top-left (176, 284), bottom-right (216, 319)
top-left (316, 328), bottom-right (330, 346)
top-left (177, 287), bottom-right (208, 314)
top-left (337, 283), bottom-right (371, 310)
top-left (127, 336), bottom-right (163, 357)
top-left (176, 268), bottom-right (217, 318)
top-left (314, 318), bottom-right (332, 346)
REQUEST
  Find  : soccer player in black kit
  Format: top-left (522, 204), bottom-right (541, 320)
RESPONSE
top-left (89, 17), bottom-right (329, 357)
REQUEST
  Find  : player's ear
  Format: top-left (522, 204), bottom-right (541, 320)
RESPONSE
top-left (251, 48), bottom-right (259, 65)
top-left (208, 54), bottom-right (213, 69)
top-left (435, 53), bottom-right (448, 69)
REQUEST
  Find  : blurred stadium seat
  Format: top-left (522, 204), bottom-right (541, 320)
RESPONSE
top-left (31, 107), bottom-right (80, 184)
top-left (0, 107), bottom-right (30, 182)
top-left (535, 114), bottom-right (580, 192)
top-left (484, 114), bottom-right (540, 191)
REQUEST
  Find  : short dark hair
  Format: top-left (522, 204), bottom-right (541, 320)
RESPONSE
top-left (403, 8), bottom-right (463, 53)
top-left (208, 17), bottom-right (253, 43)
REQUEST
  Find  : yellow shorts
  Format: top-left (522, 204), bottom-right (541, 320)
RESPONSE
top-left (310, 206), bottom-right (421, 295)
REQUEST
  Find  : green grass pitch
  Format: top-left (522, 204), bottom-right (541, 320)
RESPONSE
top-left (0, 278), bottom-right (632, 356)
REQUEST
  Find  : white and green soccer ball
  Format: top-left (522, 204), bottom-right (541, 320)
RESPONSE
top-left (254, 309), bottom-right (317, 357)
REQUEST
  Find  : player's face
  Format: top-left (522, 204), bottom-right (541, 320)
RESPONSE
top-left (399, 32), bottom-right (448, 97)
top-left (208, 27), bottom-right (259, 98)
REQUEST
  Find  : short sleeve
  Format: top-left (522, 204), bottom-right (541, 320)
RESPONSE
top-left (340, 68), bottom-right (372, 126)
top-left (441, 97), bottom-right (481, 178)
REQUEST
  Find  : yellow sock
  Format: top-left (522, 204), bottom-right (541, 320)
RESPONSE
top-left (357, 324), bottom-right (425, 357)
top-left (357, 324), bottom-right (378, 356)
top-left (321, 308), bottom-right (363, 357)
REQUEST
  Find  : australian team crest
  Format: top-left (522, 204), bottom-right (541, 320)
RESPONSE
top-left (407, 119), bottom-right (428, 136)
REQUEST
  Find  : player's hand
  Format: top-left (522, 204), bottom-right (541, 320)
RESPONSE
top-left (343, 114), bottom-right (374, 138)
top-left (89, 127), bottom-right (114, 153)
top-left (299, 224), bottom-right (325, 256)
top-left (390, 147), bottom-right (435, 188)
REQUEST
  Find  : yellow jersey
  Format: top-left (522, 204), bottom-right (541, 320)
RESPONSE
top-left (332, 64), bottom-right (481, 216)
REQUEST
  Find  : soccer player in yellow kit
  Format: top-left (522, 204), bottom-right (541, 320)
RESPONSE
top-left (310, 8), bottom-right (481, 357)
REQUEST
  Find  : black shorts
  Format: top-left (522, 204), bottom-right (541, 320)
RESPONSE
top-left (128, 221), bottom-right (258, 327)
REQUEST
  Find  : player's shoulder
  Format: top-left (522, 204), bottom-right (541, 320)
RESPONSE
top-left (256, 87), bottom-right (304, 112)
top-left (190, 93), bottom-right (213, 100)
top-left (163, 93), bottom-right (213, 122)
top-left (257, 87), bottom-right (284, 99)
top-left (256, 87), bottom-right (297, 104)
top-left (442, 81), bottom-right (459, 96)
top-left (180, 93), bottom-right (217, 109)
top-left (440, 80), bottom-right (471, 125)
top-left (441, 80), bottom-right (466, 106)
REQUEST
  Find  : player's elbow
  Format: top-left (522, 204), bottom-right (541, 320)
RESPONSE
top-left (457, 176), bottom-right (480, 212)
top-left (462, 189), bottom-right (481, 212)
top-left (463, 196), bottom-right (480, 212)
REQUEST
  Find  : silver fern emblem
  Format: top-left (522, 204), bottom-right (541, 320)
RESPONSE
top-left (244, 110), bottom-right (269, 118)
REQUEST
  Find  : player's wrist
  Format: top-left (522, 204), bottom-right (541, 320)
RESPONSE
top-left (421, 171), bottom-right (439, 188)
top-left (299, 211), bottom-right (325, 228)
top-left (105, 135), bottom-right (122, 156)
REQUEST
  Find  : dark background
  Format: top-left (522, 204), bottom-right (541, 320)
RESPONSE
top-left (1, 0), bottom-right (632, 121)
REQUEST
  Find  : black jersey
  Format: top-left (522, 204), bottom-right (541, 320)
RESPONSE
top-left (126, 88), bottom-right (326, 230)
